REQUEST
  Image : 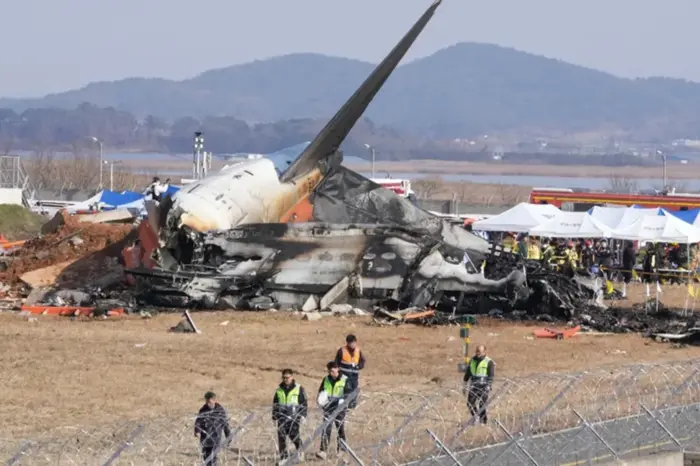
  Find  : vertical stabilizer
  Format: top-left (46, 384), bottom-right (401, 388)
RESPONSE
top-left (280, 0), bottom-right (443, 182)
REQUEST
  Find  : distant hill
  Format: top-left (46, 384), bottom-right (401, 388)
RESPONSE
top-left (4, 43), bottom-right (700, 139)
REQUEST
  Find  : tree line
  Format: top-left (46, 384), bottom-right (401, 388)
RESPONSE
top-left (0, 103), bottom-right (673, 168)
top-left (0, 103), bottom-right (413, 156)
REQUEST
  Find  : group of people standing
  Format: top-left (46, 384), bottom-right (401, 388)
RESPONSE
top-left (193, 336), bottom-right (496, 466)
top-left (194, 334), bottom-right (365, 465)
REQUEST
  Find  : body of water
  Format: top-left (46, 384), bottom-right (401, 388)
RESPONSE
top-left (15, 150), bottom-right (687, 191)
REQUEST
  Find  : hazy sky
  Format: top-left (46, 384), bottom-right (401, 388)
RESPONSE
top-left (3, 0), bottom-right (697, 98)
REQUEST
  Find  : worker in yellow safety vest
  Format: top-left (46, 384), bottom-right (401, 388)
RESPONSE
top-left (316, 361), bottom-right (356, 459)
top-left (462, 345), bottom-right (495, 424)
top-left (542, 240), bottom-right (556, 266)
top-left (272, 369), bottom-right (308, 464)
top-left (527, 237), bottom-right (541, 260)
top-left (561, 241), bottom-right (579, 277)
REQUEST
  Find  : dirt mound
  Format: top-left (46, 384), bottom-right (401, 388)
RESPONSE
top-left (0, 205), bottom-right (46, 241)
top-left (1, 211), bottom-right (134, 284)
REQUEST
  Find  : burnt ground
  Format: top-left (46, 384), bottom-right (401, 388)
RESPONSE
top-left (2, 287), bottom-right (700, 438)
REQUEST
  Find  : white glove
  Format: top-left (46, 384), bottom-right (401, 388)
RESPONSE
top-left (299, 417), bottom-right (306, 425)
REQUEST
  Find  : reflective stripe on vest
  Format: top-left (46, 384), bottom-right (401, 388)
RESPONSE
top-left (275, 385), bottom-right (301, 406)
top-left (528, 245), bottom-right (541, 260)
top-left (469, 357), bottom-right (491, 384)
top-left (339, 347), bottom-right (360, 374)
top-left (323, 375), bottom-right (347, 399)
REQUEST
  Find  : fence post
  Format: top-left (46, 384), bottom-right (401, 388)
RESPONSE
top-left (640, 404), bottom-right (682, 448)
top-left (6, 440), bottom-right (32, 465)
top-left (573, 409), bottom-right (618, 460)
top-left (286, 389), bottom-right (360, 464)
top-left (101, 424), bottom-right (144, 466)
top-left (525, 374), bottom-right (583, 436)
top-left (447, 381), bottom-right (511, 448)
top-left (203, 412), bottom-right (256, 466)
top-left (371, 395), bottom-right (437, 464)
top-left (426, 429), bottom-right (463, 466)
top-left (458, 323), bottom-right (470, 374)
top-left (339, 439), bottom-right (365, 466)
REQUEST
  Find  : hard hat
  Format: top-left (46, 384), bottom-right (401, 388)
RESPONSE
top-left (567, 241), bottom-right (574, 247)
top-left (317, 391), bottom-right (329, 407)
top-left (584, 240), bottom-right (592, 246)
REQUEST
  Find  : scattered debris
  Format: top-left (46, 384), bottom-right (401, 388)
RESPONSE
top-left (169, 310), bottom-right (201, 333)
top-left (1, 210), bottom-right (133, 285)
top-left (533, 326), bottom-right (581, 340)
top-left (302, 312), bottom-right (324, 322)
top-left (19, 304), bottom-right (125, 317)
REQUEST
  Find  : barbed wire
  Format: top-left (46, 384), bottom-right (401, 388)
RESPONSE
top-left (2, 359), bottom-right (700, 465)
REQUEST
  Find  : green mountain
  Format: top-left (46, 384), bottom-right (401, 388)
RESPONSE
top-left (3, 43), bottom-right (700, 139)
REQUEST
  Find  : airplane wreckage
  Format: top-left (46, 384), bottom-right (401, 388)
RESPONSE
top-left (125, 0), bottom-right (590, 317)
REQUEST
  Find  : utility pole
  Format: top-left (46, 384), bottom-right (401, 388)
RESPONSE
top-left (193, 132), bottom-right (204, 179)
top-left (364, 143), bottom-right (376, 178)
top-left (657, 149), bottom-right (667, 191)
top-left (108, 160), bottom-right (122, 191)
top-left (89, 136), bottom-right (103, 189)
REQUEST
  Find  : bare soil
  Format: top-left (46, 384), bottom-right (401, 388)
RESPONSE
top-left (1, 284), bottom-right (699, 438)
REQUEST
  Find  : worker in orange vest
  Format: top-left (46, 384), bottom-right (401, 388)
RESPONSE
top-left (334, 334), bottom-right (365, 409)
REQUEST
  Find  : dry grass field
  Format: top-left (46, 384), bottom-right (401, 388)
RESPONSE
top-left (2, 282), bottom-right (700, 440)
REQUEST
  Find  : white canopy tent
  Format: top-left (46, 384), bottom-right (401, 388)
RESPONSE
top-left (587, 206), bottom-right (627, 229)
top-left (588, 206), bottom-right (663, 229)
top-left (472, 203), bottom-right (560, 233)
top-left (529, 211), bottom-right (613, 238)
top-left (611, 214), bottom-right (700, 243)
top-left (615, 207), bottom-right (664, 230)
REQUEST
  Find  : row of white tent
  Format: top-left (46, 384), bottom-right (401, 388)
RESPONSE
top-left (471, 203), bottom-right (700, 243)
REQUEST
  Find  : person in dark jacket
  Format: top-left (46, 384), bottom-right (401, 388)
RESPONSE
top-left (596, 240), bottom-right (613, 279)
top-left (316, 361), bottom-right (356, 460)
top-left (462, 345), bottom-right (495, 424)
top-left (642, 243), bottom-right (662, 284)
top-left (272, 369), bottom-right (308, 463)
top-left (195, 392), bottom-right (232, 466)
top-left (334, 334), bottom-right (366, 409)
top-left (580, 240), bottom-right (596, 272)
top-left (621, 241), bottom-right (636, 296)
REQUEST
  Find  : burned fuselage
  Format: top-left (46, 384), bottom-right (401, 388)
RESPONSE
top-left (130, 223), bottom-right (523, 310)
top-left (128, 1), bottom-right (518, 308)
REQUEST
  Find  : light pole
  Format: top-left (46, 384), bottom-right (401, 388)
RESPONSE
top-left (107, 160), bottom-right (122, 191)
top-left (364, 143), bottom-right (376, 179)
top-left (657, 149), bottom-right (667, 191)
top-left (89, 136), bottom-right (104, 189)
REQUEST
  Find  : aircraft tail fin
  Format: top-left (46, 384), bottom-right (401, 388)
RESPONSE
top-left (280, 0), bottom-right (443, 183)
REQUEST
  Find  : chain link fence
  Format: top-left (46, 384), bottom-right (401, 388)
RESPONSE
top-left (2, 359), bottom-right (700, 465)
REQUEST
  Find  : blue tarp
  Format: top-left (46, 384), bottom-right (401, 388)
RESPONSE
top-left (663, 208), bottom-right (700, 224)
top-left (99, 190), bottom-right (144, 207)
top-left (96, 186), bottom-right (181, 209)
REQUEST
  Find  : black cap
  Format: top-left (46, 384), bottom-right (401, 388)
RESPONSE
top-left (204, 391), bottom-right (216, 400)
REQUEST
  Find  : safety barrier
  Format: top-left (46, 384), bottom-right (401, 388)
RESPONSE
top-left (2, 359), bottom-right (700, 465)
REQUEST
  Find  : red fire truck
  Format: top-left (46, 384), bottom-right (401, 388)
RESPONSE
top-left (372, 178), bottom-right (414, 198)
top-left (529, 187), bottom-right (700, 212)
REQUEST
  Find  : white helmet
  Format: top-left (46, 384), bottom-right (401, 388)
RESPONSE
top-left (317, 391), bottom-right (329, 407)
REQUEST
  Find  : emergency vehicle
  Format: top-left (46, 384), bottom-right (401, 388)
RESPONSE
top-left (371, 178), bottom-right (414, 198)
top-left (529, 187), bottom-right (700, 212)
